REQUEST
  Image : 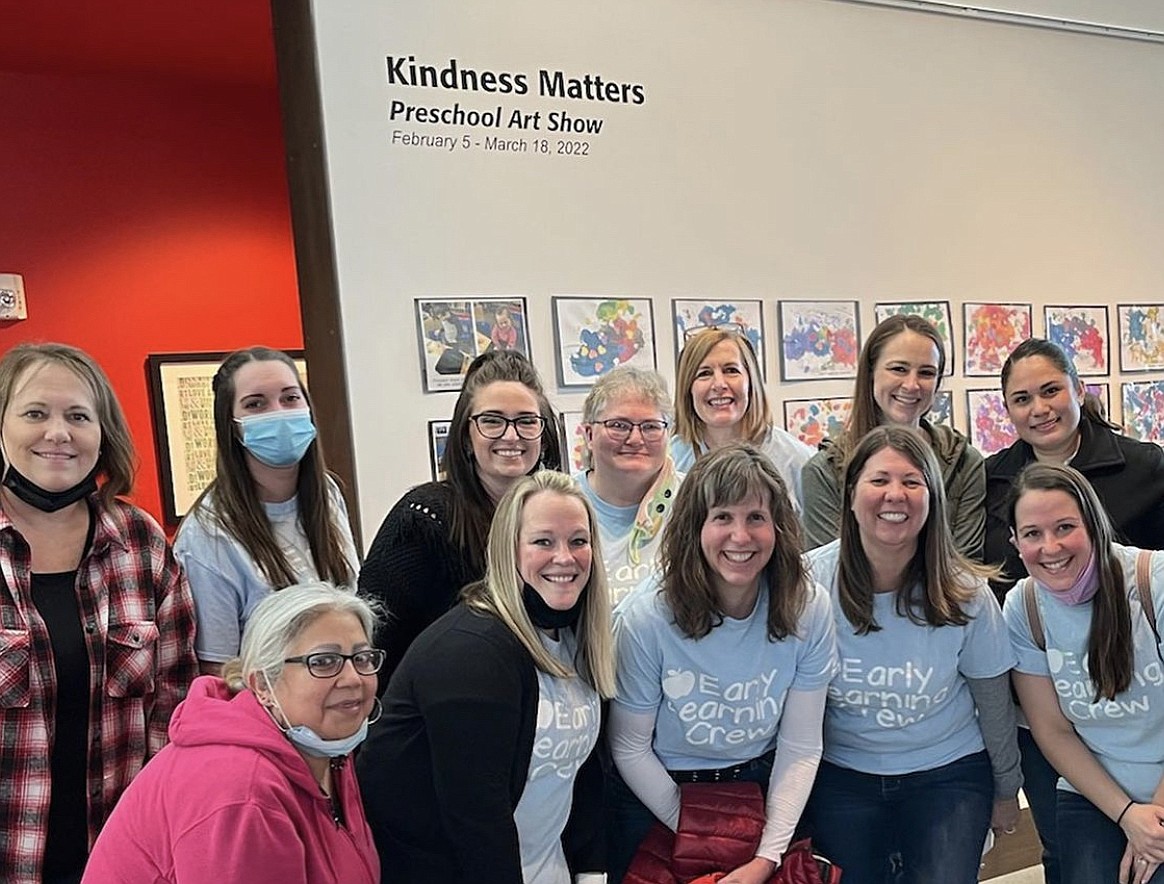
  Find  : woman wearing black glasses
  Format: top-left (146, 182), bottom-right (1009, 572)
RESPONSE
top-left (577, 366), bottom-right (681, 607)
top-left (83, 583), bottom-right (383, 884)
top-left (360, 350), bottom-right (562, 679)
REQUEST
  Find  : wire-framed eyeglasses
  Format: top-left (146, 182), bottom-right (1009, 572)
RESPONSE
top-left (592, 418), bottom-right (669, 442)
top-left (283, 649), bottom-right (387, 679)
top-left (469, 412), bottom-right (546, 439)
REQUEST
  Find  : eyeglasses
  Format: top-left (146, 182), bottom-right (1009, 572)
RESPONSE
top-left (470, 413), bottom-right (546, 439)
top-left (593, 418), bottom-right (669, 442)
top-left (283, 649), bottom-right (386, 679)
top-left (682, 322), bottom-right (746, 341)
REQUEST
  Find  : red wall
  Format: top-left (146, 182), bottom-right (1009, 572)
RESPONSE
top-left (0, 70), bottom-right (303, 527)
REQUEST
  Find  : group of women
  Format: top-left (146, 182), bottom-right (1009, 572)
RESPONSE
top-left (1, 314), bottom-right (1163, 884)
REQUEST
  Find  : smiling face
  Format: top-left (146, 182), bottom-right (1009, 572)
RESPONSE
top-left (469, 381), bottom-right (543, 499)
top-left (1, 362), bottom-right (102, 493)
top-left (1012, 488), bottom-right (1092, 592)
top-left (584, 394), bottom-right (667, 483)
top-left (700, 493), bottom-right (775, 603)
top-left (690, 339), bottom-right (751, 435)
top-left (850, 446), bottom-right (931, 553)
top-left (872, 331), bottom-right (940, 428)
top-left (517, 491), bottom-right (593, 611)
top-left (1003, 355), bottom-right (1085, 461)
top-left (271, 610), bottom-right (377, 741)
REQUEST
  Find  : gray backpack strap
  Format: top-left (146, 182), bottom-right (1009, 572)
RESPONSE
top-left (1135, 549), bottom-right (1164, 665)
top-left (1023, 577), bottom-right (1045, 652)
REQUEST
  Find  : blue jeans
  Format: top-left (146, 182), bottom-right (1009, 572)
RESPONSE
top-left (1018, 726), bottom-right (1061, 884)
top-left (1057, 790), bottom-right (1164, 884)
top-left (605, 755), bottom-right (774, 884)
top-left (804, 752), bottom-right (993, 884)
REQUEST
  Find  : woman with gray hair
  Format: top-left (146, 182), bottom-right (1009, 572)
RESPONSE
top-left (358, 470), bottom-right (616, 883)
top-left (82, 583), bottom-right (382, 884)
top-left (578, 366), bottom-right (682, 606)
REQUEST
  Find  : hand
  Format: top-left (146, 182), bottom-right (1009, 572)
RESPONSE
top-left (1119, 803), bottom-right (1164, 863)
top-left (718, 856), bottom-right (776, 884)
top-left (1120, 841), bottom-right (1161, 884)
top-left (991, 797), bottom-right (1020, 836)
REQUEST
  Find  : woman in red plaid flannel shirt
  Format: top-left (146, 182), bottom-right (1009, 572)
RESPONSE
top-left (0, 342), bottom-right (198, 884)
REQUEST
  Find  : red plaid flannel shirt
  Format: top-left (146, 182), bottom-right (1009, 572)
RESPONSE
top-left (0, 498), bottom-right (198, 882)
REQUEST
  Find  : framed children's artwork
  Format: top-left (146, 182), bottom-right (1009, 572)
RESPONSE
top-left (559, 411), bottom-right (589, 473)
top-left (1044, 305), bottom-right (1109, 377)
top-left (963, 303), bottom-right (1032, 377)
top-left (874, 301), bottom-right (954, 376)
top-left (965, 389), bottom-right (1017, 455)
top-left (777, 300), bottom-right (860, 382)
top-left (552, 297), bottom-right (657, 389)
top-left (415, 297), bottom-right (531, 393)
top-left (928, 390), bottom-right (954, 429)
top-left (427, 420), bottom-right (451, 481)
top-left (1121, 381), bottom-right (1164, 444)
top-left (782, 397), bottom-right (852, 448)
top-left (1117, 304), bottom-right (1164, 373)
top-left (671, 299), bottom-right (766, 379)
top-left (146, 350), bottom-right (307, 524)
top-left (1084, 382), bottom-right (1112, 426)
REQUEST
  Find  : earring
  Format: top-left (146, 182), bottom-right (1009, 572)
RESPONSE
top-left (367, 696), bottom-right (383, 725)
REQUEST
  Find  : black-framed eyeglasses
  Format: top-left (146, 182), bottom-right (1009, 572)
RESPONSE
top-left (469, 412), bottom-right (546, 439)
top-left (592, 418), bottom-right (669, 442)
top-left (283, 649), bottom-right (386, 679)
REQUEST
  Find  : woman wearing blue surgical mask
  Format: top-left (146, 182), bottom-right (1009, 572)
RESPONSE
top-left (176, 347), bottom-right (360, 673)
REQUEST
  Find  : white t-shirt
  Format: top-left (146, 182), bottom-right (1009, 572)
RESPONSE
top-left (669, 427), bottom-right (813, 512)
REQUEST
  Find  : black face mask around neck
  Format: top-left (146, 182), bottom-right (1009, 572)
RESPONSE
top-left (2, 462), bottom-right (99, 513)
top-left (522, 582), bottom-right (584, 630)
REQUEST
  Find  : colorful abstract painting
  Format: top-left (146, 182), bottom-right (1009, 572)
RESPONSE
top-left (782, 397), bottom-right (852, 448)
top-left (963, 303), bottom-right (1032, 377)
top-left (559, 411), bottom-right (588, 473)
top-left (1085, 383), bottom-right (1112, 425)
top-left (1117, 304), bottom-right (1164, 373)
top-left (1044, 305), bottom-right (1108, 376)
top-left (552, 297), bottom-right (656, 389)
top-left (966, 389), bottom-right (1017, 455)
top-left (672, 299), bottom-right (766, 378)
top-left (427, 420), bottom-right (450, 481)
top-left (415, 297), bottom-right (531, 392)
top-left (928, 390), bottom-right (954, 430)
top-left (874, 301), bottom-right (954, 376)
top-left (1121, 382), bottom-right (1164, 444)
top-left (778, 300), bottom-right (860, 382)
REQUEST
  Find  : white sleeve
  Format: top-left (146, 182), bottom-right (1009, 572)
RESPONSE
top-left (756, 686), bottom-right (828, 862)
top-left (608, 702), bottom-right (681, 831)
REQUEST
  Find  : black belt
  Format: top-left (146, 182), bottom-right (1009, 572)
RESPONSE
top-left (667, 748), bottom-right (775, 784)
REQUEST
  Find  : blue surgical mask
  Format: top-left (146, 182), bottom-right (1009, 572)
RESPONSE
top-left (235, 411), bottom-right (316, 467)
top-left (261, 676), bottom-right (373, 758)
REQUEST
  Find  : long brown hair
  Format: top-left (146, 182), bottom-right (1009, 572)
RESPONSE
top-left (673, 330), bottom-right (771, 452)
top-left (443, 350), bottom-right (562, 575)
top-left (659, 442), bottom-right (808, 640)
top-left (837, 426), bottom-right (992, 633)
top-left (1008, 462), bottom-right (1130, 701)
top-left (180, 347), bottom-right (354, 589)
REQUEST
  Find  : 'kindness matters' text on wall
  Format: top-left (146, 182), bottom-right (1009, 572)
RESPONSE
top-left (384, 55), bottom-right (648, 159)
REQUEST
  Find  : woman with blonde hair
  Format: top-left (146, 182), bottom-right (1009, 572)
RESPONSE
top-left (0, 342), bottom-right (197, 883)
top-left (671, 328), bottom-right (812, 511)
top-left (83, 582), bottom-right (382, 883)
top-left (609, 443), bottom-right (837, 884)
top-left (358, 470), bottom-right (614, 883)
top-left (804, 426), bottom-right (1019, 884)
top-left (801, 314), bottom-right (985, 558)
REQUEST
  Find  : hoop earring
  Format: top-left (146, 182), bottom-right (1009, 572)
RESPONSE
top-left (367, 696), bottom-right (383, 726)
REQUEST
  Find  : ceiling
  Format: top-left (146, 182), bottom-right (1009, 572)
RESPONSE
top-left (0, 0), bottom-right (278, 88)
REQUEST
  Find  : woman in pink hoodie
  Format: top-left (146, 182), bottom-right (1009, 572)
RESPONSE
top-left (81, 583), bottom-right (382, 884)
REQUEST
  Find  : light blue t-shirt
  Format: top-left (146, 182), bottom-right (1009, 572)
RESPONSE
top-left (1003, 545), bottom-right (1164, 803)
top-left (576, 471), bottom-right (679, 608)
top-left (613, 576), bottom-right (837, 770)
top-left (175, 484), bottom-right (360, 662)
top-left (669, 428), bottom-right (813, 513)
top-left (807, 540), bottom-right (1016, 776)
top-left (513, 629), bottom-right (601, 884)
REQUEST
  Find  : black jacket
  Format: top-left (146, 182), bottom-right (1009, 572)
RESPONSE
top-left (984, 415), bottom-right (1164, 600)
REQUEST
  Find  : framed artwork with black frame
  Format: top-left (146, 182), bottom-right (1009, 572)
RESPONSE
top-left (146, 350), bottom-right (307, 524)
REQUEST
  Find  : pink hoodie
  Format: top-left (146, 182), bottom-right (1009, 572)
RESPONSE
top-left (82, 676), bottom-right (380, 884)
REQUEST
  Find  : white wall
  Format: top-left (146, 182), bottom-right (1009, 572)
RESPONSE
top-left (308, 0), bottom-right (1164, 545)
